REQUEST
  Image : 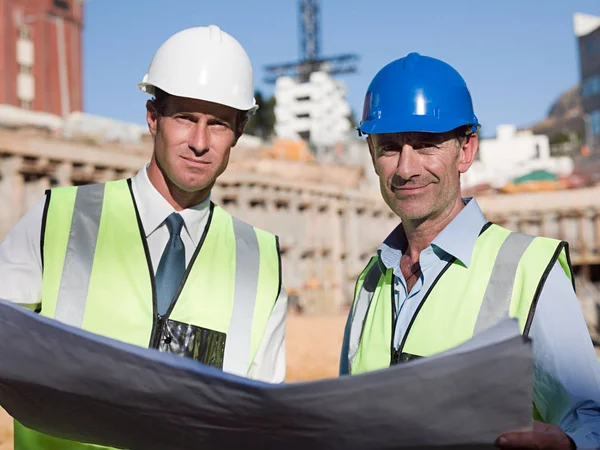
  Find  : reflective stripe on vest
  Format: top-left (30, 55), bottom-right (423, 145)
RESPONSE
top-left (223, 216), bottom-right (261, 375)
top-left (348, 224), bottom-right (573, 375)
top-left (473, 231), bottom-right (535, 334)
top-left (54, 183), bottom-right (104, 328)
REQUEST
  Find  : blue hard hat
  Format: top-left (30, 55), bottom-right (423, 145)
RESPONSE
top-left (358, 52), bottom-right (480, 135)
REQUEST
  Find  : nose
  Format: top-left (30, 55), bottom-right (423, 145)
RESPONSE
top-left (188, 121), bottom-right (209, 155)
top-left (395, 144), bottom-right (422, 180)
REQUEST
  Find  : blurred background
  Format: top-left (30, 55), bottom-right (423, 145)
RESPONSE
top-left (1, 1), bottom-right (600, 447)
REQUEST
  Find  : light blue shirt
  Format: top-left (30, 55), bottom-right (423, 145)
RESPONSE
top-left (340, 198), bottom-right (600, 448)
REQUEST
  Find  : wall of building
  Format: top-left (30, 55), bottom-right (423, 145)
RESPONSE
top-left (274, 71), bottom-right (351, 150)
top-left (462, 124), bottom-right (574, 189)
top-left (0, 0), bottom-right (83, 115)
top-left (575, 13), bottom-right (600, 148)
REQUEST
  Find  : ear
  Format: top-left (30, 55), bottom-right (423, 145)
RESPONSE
top-left (146, 100), bottom-right (159, 137)
top-left (232, 114), bottom-right (248, 147)
top-left (457, 133), bottom-right (479, 174)
top-left (366, 136), bottom-right (379, 176)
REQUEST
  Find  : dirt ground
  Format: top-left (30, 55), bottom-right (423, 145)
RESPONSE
top-left (0, 313), bottom-right (347, 450)
top-left (0, 411), bottom-right (11, 450)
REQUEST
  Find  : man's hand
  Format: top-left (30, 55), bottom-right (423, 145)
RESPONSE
top-left (495, 420), bottom-right (575, 449)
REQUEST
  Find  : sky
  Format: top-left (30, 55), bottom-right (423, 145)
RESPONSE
top-left (83, 0), bottom-right (600, 138)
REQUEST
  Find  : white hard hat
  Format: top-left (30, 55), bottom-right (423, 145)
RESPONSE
top-left (138, 25), bottom-right (258, 113)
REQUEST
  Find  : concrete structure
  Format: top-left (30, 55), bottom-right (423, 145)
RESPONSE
top-left (274, 71), bottom-right (351, 152)
top-left (574, 13), bottom-right (600, 151)
top-left (463, 124), bottom-right (574, 189)
top-left (0, 0), bottom-right (84, 116)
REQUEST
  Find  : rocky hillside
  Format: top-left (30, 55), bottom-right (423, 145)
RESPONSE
top-left (528, 85), bottom-right (585, 144)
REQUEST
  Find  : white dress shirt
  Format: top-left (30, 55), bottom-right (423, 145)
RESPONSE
top-left (0, 164), bottom-right (287, 383)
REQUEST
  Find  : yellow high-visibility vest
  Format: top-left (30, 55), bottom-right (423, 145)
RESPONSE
top-left (15, 179), bottom-right (282, 450)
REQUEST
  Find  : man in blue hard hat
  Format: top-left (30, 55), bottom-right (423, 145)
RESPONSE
top-left (340, 52), bottom-right (600, 448)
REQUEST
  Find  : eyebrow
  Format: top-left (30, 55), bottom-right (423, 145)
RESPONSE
top-left (169, 109), bottom-right (235, 123)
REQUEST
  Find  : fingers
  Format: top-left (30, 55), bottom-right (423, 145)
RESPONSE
top-left (495, 426), bottom-right (574, 450)
top-left (496, 431), bottom-right (541, 449)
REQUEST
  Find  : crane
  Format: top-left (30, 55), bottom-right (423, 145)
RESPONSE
top-left (264, 0), bottom-right (359, 84)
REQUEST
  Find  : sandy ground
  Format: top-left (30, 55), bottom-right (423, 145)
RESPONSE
top-left (0, 313), bottom-right (348, 449)
top-left (0, 411), bottom-right (11, 450)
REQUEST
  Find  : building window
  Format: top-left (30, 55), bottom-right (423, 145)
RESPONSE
top-left (583, 35), bottom-right (598, 55)
top-left (19, 64), bottom-right (32, 75)
top-left (582, 75), bottom-right (600, 98)
top-left (20, 100), bottom-right (32, 110)
top-left (296, 113), bottom-right (310, 119)
top-left (298, 130), bottom-right (310, 141)
top-left (53, 0), bottom-right (70, 10)
top-left (18, 26), bottom-right (32, 40)
top-left (534, 143), bottom-right (541, 159)
top-left (591, 110), bottom-right (600, 136)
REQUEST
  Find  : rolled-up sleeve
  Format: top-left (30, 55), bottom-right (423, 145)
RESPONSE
top-left (530, 262), bottom-right (600, 447)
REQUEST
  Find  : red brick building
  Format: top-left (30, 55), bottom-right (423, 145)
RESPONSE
top-left (0, 0), bottom-right (83, 116)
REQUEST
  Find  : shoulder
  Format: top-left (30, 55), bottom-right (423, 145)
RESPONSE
top-left (213, 203), bottom-right (279, 241)
top-left (46, 181), bottom-right (134, 209)
top-left (482, 224), bottom-right (566, 250)
top-left (0, 193), bottom-right (47, 265)
top-left (8, 193), bottom-right (47, 234)
top-left (211, 204), bottom-right (281, 259)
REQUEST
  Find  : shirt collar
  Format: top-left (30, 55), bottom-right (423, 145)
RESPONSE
top-left (431, 197), bottom-right (488, 267)
top-left (130, 164), bottom-right (211, 245)
top-left (377, 197), bottom-right (488, 270)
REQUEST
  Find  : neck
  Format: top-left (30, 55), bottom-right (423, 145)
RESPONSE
top-left (146, 157), bottom-right (211, 211)
top-left (401, 196), bottom-right (464, 261)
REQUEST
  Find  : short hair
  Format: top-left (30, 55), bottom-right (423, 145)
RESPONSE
top-left (455, 125), bottom-right (475, 147)
top-left (151, 87), bottom-right (169, 116)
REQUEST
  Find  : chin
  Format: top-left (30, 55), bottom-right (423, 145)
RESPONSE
top-left (389, 200), bottom-right (431, 221)
top-left (170, 176), bottom-right (208, 193)
top-left (399, 211), bottom-right (430, 221)
top-left (183, 182), bottom-right (210, 193)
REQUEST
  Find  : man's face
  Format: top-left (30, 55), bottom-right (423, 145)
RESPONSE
top-left (146, 95), bottom-right (245, 193)
top-left (368, 130), bottom-right (478, 222)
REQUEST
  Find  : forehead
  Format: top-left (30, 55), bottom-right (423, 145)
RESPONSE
top-left (371, 130), bottom-right (457, 145)
top-left (163, 95), bottom-right (239, 122)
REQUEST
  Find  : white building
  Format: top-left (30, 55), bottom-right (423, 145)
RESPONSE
top-left (463, 124), bottom-right (574, 189)
top-left (573, 12), bottom-right (600, 38)
top-left (274, 71), bottom-right (351, 151)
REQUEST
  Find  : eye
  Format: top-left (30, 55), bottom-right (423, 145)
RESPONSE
top-left (412, 142), bottom-right (440, 151)
top-left (379, 144), bottom-right (399, 155)
top-left (208, 120), bottom-right (231, 131)
top-left (174, 114), bottom-right (195, 123)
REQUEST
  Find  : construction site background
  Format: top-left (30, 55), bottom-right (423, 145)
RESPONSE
top-left (1, 1), bottom-right (600, 448)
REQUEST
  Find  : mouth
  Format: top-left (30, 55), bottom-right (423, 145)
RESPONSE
top-left (181, 156), bottom-right (210, 167)
top-left (391, 184), bottom-right (428, 193)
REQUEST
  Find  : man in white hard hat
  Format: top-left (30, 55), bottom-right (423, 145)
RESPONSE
top-left (0, 25), bottom-right (287, 450)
